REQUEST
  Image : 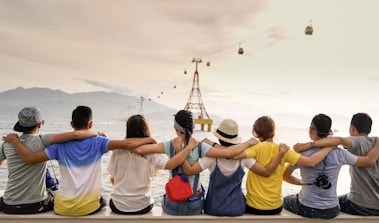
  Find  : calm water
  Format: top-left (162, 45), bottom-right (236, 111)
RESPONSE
top-left (0, 115), bottom-right (352, 206)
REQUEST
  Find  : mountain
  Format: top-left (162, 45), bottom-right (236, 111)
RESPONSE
top-left (0, 87), bottom-right (173, 121)
top-left (1, 87), bottom-right (348, 131)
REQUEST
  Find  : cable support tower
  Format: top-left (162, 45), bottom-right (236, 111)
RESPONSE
top-left (184, 58), bottom-right (212, 131)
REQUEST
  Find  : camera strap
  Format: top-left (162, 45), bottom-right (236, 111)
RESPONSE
top-left (301, 158), bottom-right (327, 186)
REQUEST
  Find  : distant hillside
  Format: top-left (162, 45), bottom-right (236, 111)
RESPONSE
top-left (0, 87), bottom-right (173, 121)
top-left (0, 87), bottom-right (348, 131)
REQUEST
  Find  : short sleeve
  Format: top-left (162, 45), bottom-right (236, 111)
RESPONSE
top-left (198, 157), bottom-right (213, 171)
top-left (0, 142), bottom-right (5, 160)
top-left (342, 149), bottom-right (357, 165)
top-left (163, 141), bottom-right (171, 156)
top-left (153, 153), bottom-right (169, 169)
top-left (201, 142), bottom-right (212, 157)
top-left (285, 150), bottom-right (301, 166)
top-left (244, 144), bottom-right (260, 158)
top-left (243, 158), bottom-right (256, 169)
top-left (39, 134), bottom-right (51, 147)
top-left (45, 143), bottom-right (59, 160)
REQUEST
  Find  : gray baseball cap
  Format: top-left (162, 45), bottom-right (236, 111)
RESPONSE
top-left (14, 107), bottom-right (43, 132)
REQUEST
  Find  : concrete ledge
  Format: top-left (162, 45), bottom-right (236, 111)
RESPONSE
top-left (1, 207), bottom-right (379, 223)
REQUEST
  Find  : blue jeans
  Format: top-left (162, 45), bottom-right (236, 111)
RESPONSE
top-left (339, 194), bottom-right (379, 216)
top-left (162, 194), bottom-right (204, 215)
top-left (283, 194), bottom-right (339, 219)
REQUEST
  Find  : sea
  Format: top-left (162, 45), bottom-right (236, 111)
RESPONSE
top-left (0, 115), bottom-right (352, 207)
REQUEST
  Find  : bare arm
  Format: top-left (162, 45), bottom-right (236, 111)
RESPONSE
top-left (48, 130), bottom-right (99, 144)
top-left (282, 165), bottom-right (302, 185)
top-left (164, 138), bottom-right (198, 170)
top-left (354, 138), bottom-right (379, 167)
top-left (233, 151), bottom-right (247, 160)
top-left (294, 137), bottom-right (353, 152)
top-left (249, 143), bottom-right (289, 177)
top-left (3, 134), bottom-right (49, 164)
top-left (295, 147), bottom-right (334, 167)
top-left (180, 159), bottom-right (203, 176)
top-left (127, 142), bottom-right (165, 155)
top-left (107, 137), bottom-right (157, 152)
top-left (206, 138), bottom-right (259, 158)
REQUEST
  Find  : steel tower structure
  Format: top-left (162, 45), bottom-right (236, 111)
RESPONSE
top-left (184, 58), bottom-right (212, 131)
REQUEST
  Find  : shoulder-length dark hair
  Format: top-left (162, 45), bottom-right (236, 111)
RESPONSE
top-left (126, 114), bottom-right (150, 138)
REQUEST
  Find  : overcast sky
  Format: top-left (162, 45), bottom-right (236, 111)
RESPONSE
top-left (1, 0), bottom-right (379, 131)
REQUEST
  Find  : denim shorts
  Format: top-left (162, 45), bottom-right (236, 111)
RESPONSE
top-left (161, 194), bottom-right (204, 215)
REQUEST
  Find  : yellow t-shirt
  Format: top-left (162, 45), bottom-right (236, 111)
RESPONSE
top-left (244, 141), bottom-right (300, 210)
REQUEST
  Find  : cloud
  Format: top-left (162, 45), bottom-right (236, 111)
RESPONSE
top-left (78, 79), bottom-right (132, 95)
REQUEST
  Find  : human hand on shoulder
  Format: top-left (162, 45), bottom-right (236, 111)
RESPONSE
top-left (188, 138), bottom-right (198, 150)
top-left (279, 143), bottom-right (290, 154)
top-left (201, 137), bottom-right (213, 146)
top-left (246, 137), bottom-right (259, 146)
top-left (293, 142), bottom-right (312, 152)
top-left (97, 131), bottom-right (107, 137)
top-left (3, 133), bottom-right (19, 143)
top-left (148, 137), bottom-right (158, 144)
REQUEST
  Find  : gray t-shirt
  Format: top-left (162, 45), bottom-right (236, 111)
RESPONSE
top-left (290, 147), bottom-right (357, 209)
top-left (347, 136), bottom-right (379, 209)
top-left (0, 134), bottom-right (50, 205)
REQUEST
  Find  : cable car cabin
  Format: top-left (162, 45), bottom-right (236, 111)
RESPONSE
top-left (206, 61), bottom-right (210, 66)
top-left (305, 25), bottom-right (313, 35)
top-left (184, 70), bottom-right (187, 74)
top-left (238, 47), bottom-right (244, 55)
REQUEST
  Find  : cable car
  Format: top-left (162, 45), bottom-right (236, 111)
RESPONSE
top-left (174, 85), bottom-right (176, 89)
top-left (238, 43), bottom-right (244, 55)
top-left (206, 61), bottom-right (210, 66)
top-left (184, 69), bottom-right (187, 75)
top-left (305, 20), bottom-right (313, 35)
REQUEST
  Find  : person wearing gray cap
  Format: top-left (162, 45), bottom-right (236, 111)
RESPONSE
top-left (0, 106), bottom-right (98, 214)
top-left (3, 105), bottom-right (156, 216)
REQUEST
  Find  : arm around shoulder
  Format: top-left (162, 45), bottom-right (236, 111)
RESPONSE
top-left (206, 138), bottom-right (258, 158)
top-left (108, 137), bottom-right (157, 151)
top-left (354, 139), bottom-right (379, 167)
top-left (295, 147), bottom-right (334, 167)
top-left (3, 134), bottom-right (49, 164)
top-left (49, 130), bottom-right (99, 144)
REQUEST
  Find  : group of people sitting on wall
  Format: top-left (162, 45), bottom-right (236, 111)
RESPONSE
top-left (0, 105), bottom-right (379, 219)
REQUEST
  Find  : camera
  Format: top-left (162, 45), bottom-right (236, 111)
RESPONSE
top-left (313, 173), bottom-right (331, 189)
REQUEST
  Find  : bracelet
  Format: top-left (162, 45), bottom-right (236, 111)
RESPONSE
top-left (212, 142), bottom-right (217, 147)
top-left (310, 141), bottom-right (315, 148)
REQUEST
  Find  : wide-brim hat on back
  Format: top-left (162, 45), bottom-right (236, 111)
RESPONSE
top-left (14, 107), bottom-right (43, 132)
top-left (213, 118), bottom-right (242, 144)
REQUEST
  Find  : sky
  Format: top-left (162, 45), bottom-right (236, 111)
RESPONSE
top-left (1, 0), bottom-right (379, 131)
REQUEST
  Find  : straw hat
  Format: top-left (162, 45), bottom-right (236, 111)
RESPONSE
top-left (213, 119), bottom-right (242, 144)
